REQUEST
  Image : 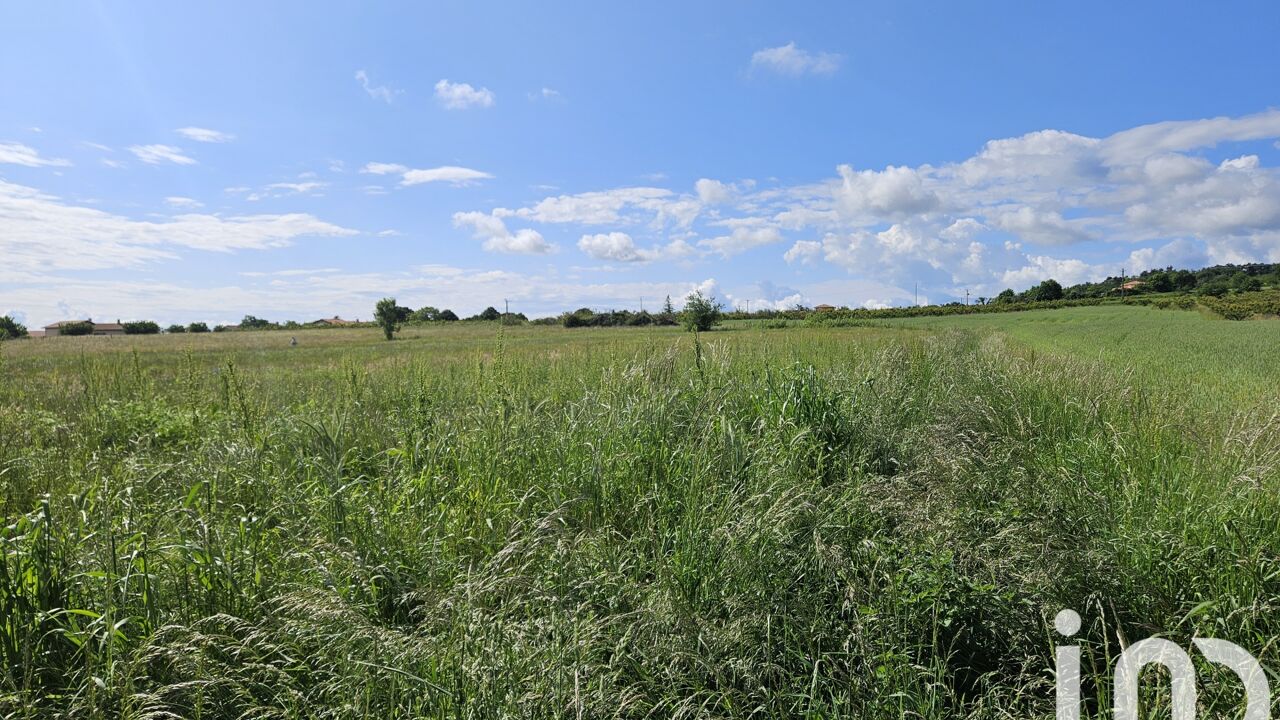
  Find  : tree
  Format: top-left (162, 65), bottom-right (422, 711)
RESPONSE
top-left (240, 315), bottom-right (271, 330)
top-left (374, 297), bottom-right (402, 340)
top-left (656, 295), bottom-right (678, 325)
top-left (438, 309), bottom-right (459, 322)
top-left (994, 289), bottom-right (1016, 304)
top-left (1232, 272), bottom-right (1262, 292)
top-left (166, 324), bottom-right (187, 334)
top-left (1147, 271), bottom-right (1174, 293)
top-left (0, 315), bottom-right (27, 340)
top-left (681, 290), bottom-right (723, 332)
top-left (479, 306), bottom-right (501, 321)
top-left (1032, 279), bottom-right (1063, 302)
top-left (188, 322), bottom-right (210, 333)
top-left (123, 320), bottom-right (161, 334)
top-left (413, 306), bottom-right (440, 322)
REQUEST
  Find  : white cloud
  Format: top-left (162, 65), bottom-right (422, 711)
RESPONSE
top-left (578, 232), bottom-right (645, 262)
top-left (499, 187), bottom-right (701, 228)
top-left (1099, 109), bottom-right (1280, 165)
top-left (403, 166), bottom-right (493, 186)
top-left (783, 240), bottom-right (822, 265)
top-left (129, 144), bottom-right (196, 165)
top-left (699, 226), bottom-right (783, 258)
top-left (750, 42), bottom-right (842, 76)
top-left (164, 196), bottom-right (203, 209)
top-left (453, 211), bottom-right (554, 254)
top-left (355, 70), bottom-right (401, 103)
top-left (176, 127), bottom-right (234, 143)
top-left (361, 162), bottom-right (492, 187)
top-left (575, 232), bottom-right (689, 263)
top-left (361, 162), bottom-right (408, 175)
top-left (695, 178), bottom-right (734, 204)
top-left (434, 79), bottom-right (495, 110)
top-left (0, 179), bottom-right (357, 275)
top-left (0, 142), bottom-right (71, 167)
top-left (529, 87), bottom-right (562, 102)
top-left (836, 164), bottom-right (939, 219)
top-left (987, 206), bottom-right (1093, 246)
top-left (246, 182), bottom-right (328, 201)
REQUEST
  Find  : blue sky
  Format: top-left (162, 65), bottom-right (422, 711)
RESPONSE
top-left (3, 1), bottom-right (1280, 326)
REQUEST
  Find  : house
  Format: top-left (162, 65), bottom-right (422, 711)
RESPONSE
top-left (43, 320), bottom-right (126, 337)
top-left (813, 304), bottom-right (837, 312)
top-left (312, 316), bottom-right (355, 326)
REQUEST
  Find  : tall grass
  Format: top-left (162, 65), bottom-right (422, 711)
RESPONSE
top-left (1, 316), bottom-right (1278, 717)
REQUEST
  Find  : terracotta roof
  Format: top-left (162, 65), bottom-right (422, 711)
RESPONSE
top-left (44, 320), bottom-right (91, 329)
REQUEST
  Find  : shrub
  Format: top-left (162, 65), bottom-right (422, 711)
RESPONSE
top-left (123, 321), bottom-right (161, 335)
top-left (439, 309), bottom-right (459, 322)
top-left (59, 321), bottom-right (95, 336)
top-left (166, 324), bottom-right (187, 334)
top-left (627, 311), bottom-right (654, 326)
top-left (681, 291), bottom-right (723, 332)
top-left (478, 306), bottom-right (501, 321)
top-left (188, 322), bottom-right (210, 333)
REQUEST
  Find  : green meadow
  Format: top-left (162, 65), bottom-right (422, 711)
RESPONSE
top-left (2, 307), bottom-right (1278, 718)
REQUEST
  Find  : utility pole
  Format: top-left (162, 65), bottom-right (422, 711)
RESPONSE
top-left (914, 282), bottom-right (918, 307)
top-left (504, 298), bottom-right (509, 315)
top-left (1120, 268), bottom-right (1126, 300)
top-left (965, 289), bottom-right (970, 306)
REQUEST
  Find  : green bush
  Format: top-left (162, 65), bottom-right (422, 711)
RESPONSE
top-left (681, 290), bottom-right (723, 332)
top-left (59, 321), bottom-right (95, 336)
top-left (188, 322), bottom-right (210, 333)
top-left (123, 321), bottom-right (161, 335)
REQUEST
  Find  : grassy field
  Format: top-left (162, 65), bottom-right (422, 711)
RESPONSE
top-left (2, 309), bottom-right (1279, 718)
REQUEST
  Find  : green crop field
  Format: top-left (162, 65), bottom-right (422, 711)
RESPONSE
top-left (2, 308), bottom-right (1279, 718)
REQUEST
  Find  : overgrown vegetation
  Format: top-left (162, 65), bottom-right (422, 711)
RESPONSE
top-left (0, 316), bottom-right (26, 341)
top-left (1, 313), bottom-right (1278, 718)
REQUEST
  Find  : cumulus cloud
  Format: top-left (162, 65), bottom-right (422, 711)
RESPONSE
top-left (576, 232), bottom-right (691, 263)
top-left (355, 70), bottom-right (401, 103)
top-left (695, 178), bottom-right (734, 204)
top-left (129, 144), bottom-right (196, 165)
top-left (434, 79), bottom-right (495, 110)
top-left (453, 211), bottom-right (554, 254)
top-left (176, 127), bottom-right (234, 143)
top-left (0, 142), bottom-right (71, 167)
top-left (164, 196), bottom-right (203, 209)
top-left (750, 42), bottom-right (842, 76)
top-left (783, 240), bottom-right (822, 265)
top-left (835, 164), bottom-right (939, 219)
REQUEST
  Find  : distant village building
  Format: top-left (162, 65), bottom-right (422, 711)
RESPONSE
top-left (1119, 280), bottom-right (1146, 291)
top-left (42, 320), bottom-right (126, 337)
top-left (312, 316), bottom-right (354, 326)
top-left (813, 304), bottom-right (837, 312)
